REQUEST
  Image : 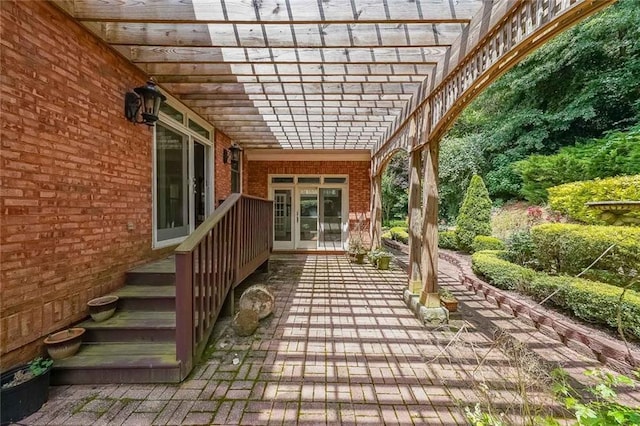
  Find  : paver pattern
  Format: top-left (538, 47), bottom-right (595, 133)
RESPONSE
top-left (23, 254), bottom-right (639, 425)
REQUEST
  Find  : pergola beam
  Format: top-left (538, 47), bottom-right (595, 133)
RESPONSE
top-left (62, 0), bottom-right (484, 23)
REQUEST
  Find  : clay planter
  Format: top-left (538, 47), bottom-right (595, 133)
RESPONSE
top-left (377, 255), bottom-right (392, 270)
top-left (87, 295), bottom-right (119, 322)
top-left (1, 364), bottom-right (51, 425)
top-left (43, 328), bottom-right (85, 360)
top-left (441, 299), bottom-right (458, 312)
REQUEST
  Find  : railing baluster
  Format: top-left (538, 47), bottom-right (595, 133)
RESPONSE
top-left (174, 195), bottom-right (273, 380)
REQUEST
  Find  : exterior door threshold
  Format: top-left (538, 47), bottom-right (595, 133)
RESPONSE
top-left (273, 250), bottom-right (346, 255)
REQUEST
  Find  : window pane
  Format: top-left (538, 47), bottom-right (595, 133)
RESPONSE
top-left (274, 189), bottom-right (292, 242)
top-left (188, 119), bottom-right (210, 139)
top-left (297, 177), bottom-right (320, 184)
top-left (324, 177), bottom-right (347, 184)
top-left (156, 124), bottom-right (189, 241)
top-left (160, 103), bottom-right (184, 124)
top-left (272, 177), bottom-right (294, 183)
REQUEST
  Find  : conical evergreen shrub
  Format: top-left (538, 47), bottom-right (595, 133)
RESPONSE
top-left (455, 175), bottom-right (492, 252)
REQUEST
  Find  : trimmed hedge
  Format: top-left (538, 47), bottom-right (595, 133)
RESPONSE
top-left (385, 219), bottom-right (409, 228)
top-left (389, 227), bottom-right (409, 244)
top-left (472, 250), bottom-right (536, 291)
top-left (472, 251), bottom-right (640, 340)
top-left (438, 231), bottom-right (458, 250)
top-left (472, 236), bottom-right (505, 252)
top-left (530, 224), bottom-right (640, 288)
top-left (548, 175), bottom-right (640, 225)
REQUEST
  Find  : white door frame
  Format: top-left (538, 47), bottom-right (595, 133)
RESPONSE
top-left (269, 175), bottom-right (349, 251)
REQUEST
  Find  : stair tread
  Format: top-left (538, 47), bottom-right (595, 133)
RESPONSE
top-left (113, 285), bottom-right (175, 298)
top-left (53, 343), bottom-right (178, 369)
top-left (80, 311), bottom-right (176, 329)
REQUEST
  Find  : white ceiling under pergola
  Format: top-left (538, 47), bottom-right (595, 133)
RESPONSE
top-left (54, 0), bottom-right (493, 150)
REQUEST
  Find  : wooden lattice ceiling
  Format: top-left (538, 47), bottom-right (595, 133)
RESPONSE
top-left (54, 0), bottom-right (492, 150)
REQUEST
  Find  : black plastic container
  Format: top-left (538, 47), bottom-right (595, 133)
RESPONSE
top-left (0, 364), bottom-right (51, 425)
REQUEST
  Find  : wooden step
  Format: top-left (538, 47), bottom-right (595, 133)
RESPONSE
top-left (113, 285), bottom-right (175, 311)
top-left (126, 257), bottom-right (175, 285)
top-left (80, 311), bottom-right (176, 343)
top-left (51, 342), bottom-right (181, 384)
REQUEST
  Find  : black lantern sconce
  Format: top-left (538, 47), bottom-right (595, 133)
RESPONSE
top-left (223, 143), bottom-right (242, 165)
top-left (124, 80), bottom-right (167, 126)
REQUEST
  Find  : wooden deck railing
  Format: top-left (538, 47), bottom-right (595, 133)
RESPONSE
top-left (174, 194), bottom-right (273, 379)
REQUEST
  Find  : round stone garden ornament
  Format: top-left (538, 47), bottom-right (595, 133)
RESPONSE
top-left (239, 285), bottom-right (275, 319)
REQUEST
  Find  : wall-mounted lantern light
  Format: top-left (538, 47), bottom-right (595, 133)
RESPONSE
top-left (124, 80), bottom-right (167, 126)
top-left (223, 143), bottom-right (242, 164)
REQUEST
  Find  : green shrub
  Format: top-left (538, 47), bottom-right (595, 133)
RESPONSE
top-left (381, 230), bottom-right (392, 240)
top-left (504, 230), bottom-right (539, 269)
top-left (472, 251), bottom-right (640, 339)
top-left (514, 125), bottom-right (640, 204)
top-left (471, 251), bottom-right (536, 291)
top-left (389, 227), bottom-right (409, 244)
top-left (438, 230), bottom-right (458, 250)
top-left (455, 175), bottom-right (493, 252)
top-left (472, 236), bottom-right (505, 252)
top-left (547, 175), bottom-right (640, 225)
top-left (385, 219), bottom-right (408, 228)
top-left (530, 224), bottom-right (640, 288)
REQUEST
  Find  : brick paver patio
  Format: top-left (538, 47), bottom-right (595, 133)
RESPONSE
top-left (22, 254), bottom-right (639, 425)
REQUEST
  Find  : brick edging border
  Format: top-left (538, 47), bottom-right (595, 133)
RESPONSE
top-left (382, 238), bottom-right (640, 373)
top-left (440, 249), bottom-right (640, 373)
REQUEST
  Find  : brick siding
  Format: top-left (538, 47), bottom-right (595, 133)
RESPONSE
top-left (244, 160), bottom-right (371, 234)
top-left (214, 129), bottom-right (233, 206)
top-left (0, 1), bottom-right (174, 369)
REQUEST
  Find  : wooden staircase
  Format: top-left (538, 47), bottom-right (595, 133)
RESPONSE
top-left (50, 194), bottom-right (273, 384)
top-left (51, 260), bottom-right (182, 384)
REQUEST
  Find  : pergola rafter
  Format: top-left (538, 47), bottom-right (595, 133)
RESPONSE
top-left (53, 0), bottom-right (490, 150)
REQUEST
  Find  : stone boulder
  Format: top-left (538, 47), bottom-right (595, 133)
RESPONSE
top-left (233, 309), bottom-right (259, 336)
top-left (239, 285), bottom-right (275, 319)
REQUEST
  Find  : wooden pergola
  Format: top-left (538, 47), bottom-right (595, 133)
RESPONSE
top-left (54, 0), bottom-right (614, 307)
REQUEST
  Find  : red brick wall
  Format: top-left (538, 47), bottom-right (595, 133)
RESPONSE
top-left (0, 1), bottom-right (172, 370)
top-left (245, 160), bottom-right (371, 233)
top-left (214, 129), bottom-right (232, 206)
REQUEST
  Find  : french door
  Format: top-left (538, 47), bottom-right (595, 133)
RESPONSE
top-left (154, 123), bottom-right (211, 247)
top-left (272, 182), bottom-right (347, 250)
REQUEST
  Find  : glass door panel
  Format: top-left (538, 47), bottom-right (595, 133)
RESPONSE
top-left (273, 188), bottom-right (293, 250)
top-left (297, 189), bottom-right (318, 249)
top-left (319, 188), bottom-right (343, 249)
top-left (156, 124), bottom-right (189, 241)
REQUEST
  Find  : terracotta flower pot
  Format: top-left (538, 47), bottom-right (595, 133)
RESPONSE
top-left (43, 327), bottom-right (85, 360)
top-left (87, 295), bottom-right (119, 322)
top-left (441, 299), bottom-right (458, 312)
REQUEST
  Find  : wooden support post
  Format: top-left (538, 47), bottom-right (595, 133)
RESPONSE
top-left (419, 141), bottom-right (440, 306)
top-left (370, 173), bottom-right (382, 250)
top-left (407, 150), bottom-right (423, 294)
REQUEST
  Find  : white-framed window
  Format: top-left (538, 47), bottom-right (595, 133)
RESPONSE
top-left (153, 94), bottom-right (215, 248)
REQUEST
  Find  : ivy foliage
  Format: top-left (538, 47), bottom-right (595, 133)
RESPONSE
top-left (455, 175), bottom-right (493, 252)
top-left (438, 0), bottom-right (640, 219)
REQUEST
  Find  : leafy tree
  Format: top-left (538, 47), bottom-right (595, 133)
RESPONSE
top-left (455, 175), bottom-right (493, 252)
top-left (381, 150), bottom-right (409, 224)
top-left (438, 0), bottom-right (640, 218)
top-left (514, 125), bottom-right (640, 203)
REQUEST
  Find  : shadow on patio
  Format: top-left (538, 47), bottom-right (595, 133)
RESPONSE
top-left (25, 254), bottom-right (612, 425)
